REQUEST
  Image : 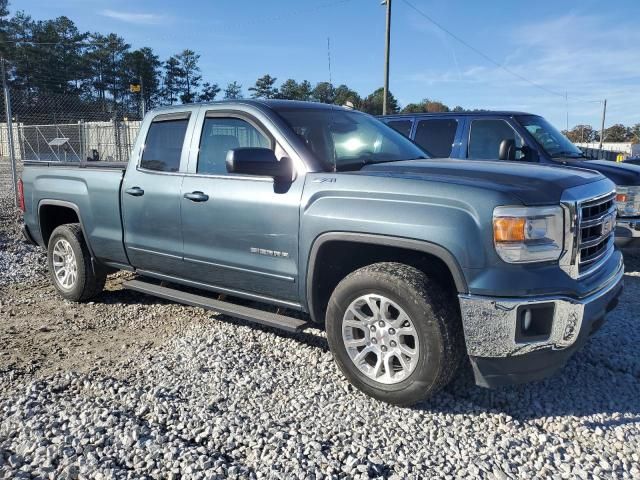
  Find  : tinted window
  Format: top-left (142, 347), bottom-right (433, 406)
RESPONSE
top-left (274, 107), bottom-right (428, 171)
top-left (140, 119), bottom-right (189, 172)
top-left (468, 119), bottom-right (523, 160)
top-left (198, 117), bottom-right (271, 175)
top-left (386, 120), bottom-right (412, 138)
top-left (414, 119), bottom-right (458, 157)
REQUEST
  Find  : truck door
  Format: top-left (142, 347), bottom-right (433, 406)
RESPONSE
top-left (179, 109), bottom-right (303, 304)
top-left (121, 111), bottom-right (195, 273)
top-left (462, 117), bottom-right (526, 161)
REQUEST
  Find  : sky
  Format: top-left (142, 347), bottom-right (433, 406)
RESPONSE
top-left (10, 0), bottom-right (640, 129)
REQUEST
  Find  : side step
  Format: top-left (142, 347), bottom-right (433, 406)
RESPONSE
top-left (123, 279), bottom-right (308, 333)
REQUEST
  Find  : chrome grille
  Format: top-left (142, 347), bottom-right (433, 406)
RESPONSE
top-left (577, 193), bottom-right (616, 275)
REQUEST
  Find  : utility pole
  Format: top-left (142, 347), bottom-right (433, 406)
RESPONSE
top-left (140, 74), bottom-right (146, 118)
top-left (599, 99), bottom-right (607, 156)
top-left (565, 92), bottom-right (569, 132)
top-left (382, 0), bottom-right (392, 115)
top-left (1, 58), bottom-right (18, 207)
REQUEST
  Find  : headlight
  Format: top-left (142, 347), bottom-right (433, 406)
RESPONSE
top-left (616, 186), bottom-right (640, 217)
top-left (493, 206), bottom-right (564, 263)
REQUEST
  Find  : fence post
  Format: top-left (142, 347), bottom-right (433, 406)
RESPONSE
top-left (1, 58), bottom-right (18, 207)
top-left (78, 120), bottom-right (85, 162)
top-left (113, 117), bottom-right (121, 162)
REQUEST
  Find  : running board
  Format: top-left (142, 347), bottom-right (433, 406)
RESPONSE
top-left (123, 279), bottom-right (308, 333)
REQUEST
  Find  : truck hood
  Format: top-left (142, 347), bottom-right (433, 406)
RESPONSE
top-left (566, 159), bottom-right (640, 186)
top-left (360, 159), bottom-right (606, 206)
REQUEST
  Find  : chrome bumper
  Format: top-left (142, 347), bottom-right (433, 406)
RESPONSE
top-left (458, 257), bottom-right (624, 358)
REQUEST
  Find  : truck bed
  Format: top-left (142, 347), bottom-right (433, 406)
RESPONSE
top-left (21, 161), bottom-right (129, 266)
top-left (23, 160), bottom-right (128, 170)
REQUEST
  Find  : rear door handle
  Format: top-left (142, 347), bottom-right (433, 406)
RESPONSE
top-left (125, 187), bottom-right (144, 197)
top-left (183, 191), bottom-right (209, 202)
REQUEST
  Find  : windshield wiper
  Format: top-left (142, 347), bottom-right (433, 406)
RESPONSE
top-left (551, 151), bottom-right (586, 159)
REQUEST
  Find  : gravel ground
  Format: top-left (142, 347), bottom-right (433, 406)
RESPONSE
top-left (1, 160), bottom-right (639, 479)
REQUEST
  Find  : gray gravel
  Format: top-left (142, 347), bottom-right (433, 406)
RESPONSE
top-left (1, 160), bottom-right (639, 479)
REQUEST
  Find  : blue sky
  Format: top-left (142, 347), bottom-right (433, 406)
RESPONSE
top-left (11, 0), bottom-right (640, 128)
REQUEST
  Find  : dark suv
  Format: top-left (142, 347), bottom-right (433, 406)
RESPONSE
top-left (381, 111), bottom-right (640, 247)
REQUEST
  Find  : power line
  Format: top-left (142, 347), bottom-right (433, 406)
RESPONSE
top-left (401, 0), bottom-right (602, 104)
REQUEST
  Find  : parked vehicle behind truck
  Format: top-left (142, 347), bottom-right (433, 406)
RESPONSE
top-left (20, 100), bottom-right (623, 405)
top-left (381, 111), bottom-right (640, 247)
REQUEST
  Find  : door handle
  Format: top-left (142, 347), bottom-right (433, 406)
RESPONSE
top-left (125, 187), bottom-right (144, 197)
top-left (183, 191), bottom-right (209, 202)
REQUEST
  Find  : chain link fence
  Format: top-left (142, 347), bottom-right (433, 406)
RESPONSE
top-left (1, 59), bottom-right (146, 204)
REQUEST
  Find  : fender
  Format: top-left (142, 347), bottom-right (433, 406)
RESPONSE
top-left (305, 232), bottom-right (469, 323)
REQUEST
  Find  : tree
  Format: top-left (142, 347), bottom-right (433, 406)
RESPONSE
top-left (311, 82), bottom-right (335, 103)
top-left (630, 124), bottom-right (640, 143)
top-left (334, 84), bottom-right (361, 107)
top-left (401, 98), bottom-right (449, 114)
top-left (361, 87), bottom-right (399, 115)
top-left (278, 79), bottom-right (312, 100)
top-left (162, 56), bottom-right (183, 105)
top-left (249, 74), bottom-right (278, 99)
top-left (223, 81), bottom-right (243, 99)
top-left (85, 33), bottom-right (130, 114)
top-left (199, 82), bottom-right (221, 102)
top-left (123, 47), bottom-right (161, 114)
top-left (176, 49), bottom-right (201, 103)
top-left (603, 124), bottom-right (629, 143)
top-left (564, 125), bottom-right (595, 143)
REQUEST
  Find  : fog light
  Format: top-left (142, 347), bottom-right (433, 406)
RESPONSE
top-left (515, 303), bottom-right (555, 343)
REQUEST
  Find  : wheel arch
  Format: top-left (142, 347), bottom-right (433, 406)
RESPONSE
top-left (305, 232), bottom-right (468, 324)
top-left (38, 199), bottom-right (95, 259)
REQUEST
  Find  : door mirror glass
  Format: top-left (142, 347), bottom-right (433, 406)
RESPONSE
top-left (226, 148), bottom-right (292, 181)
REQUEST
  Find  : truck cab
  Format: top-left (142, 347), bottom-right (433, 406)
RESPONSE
top-left (381, 111), bottom-right (640, 247)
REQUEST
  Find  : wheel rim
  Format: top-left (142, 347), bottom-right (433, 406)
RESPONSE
top-left (52, 238), bottom-right (78, 290)
top-left (342, 294), bottom-right (420, 385)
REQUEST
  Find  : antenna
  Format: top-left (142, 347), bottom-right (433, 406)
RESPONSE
top-left (327, 37), bottom-right (332, 87)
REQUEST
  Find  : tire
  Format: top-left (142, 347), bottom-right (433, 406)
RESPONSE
top-left (47, 224), bottom-right (106, 302)
top-left (325, 262), bottom-right (464, 406)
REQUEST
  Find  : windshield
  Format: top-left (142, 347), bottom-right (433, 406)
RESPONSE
top-left (274, 107), bottom-right (429, 171)
top-left (516, 115), bottom-right (584, 159)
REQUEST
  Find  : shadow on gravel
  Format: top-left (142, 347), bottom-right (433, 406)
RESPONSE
top-left (92, 285), bottom-right (331, 353)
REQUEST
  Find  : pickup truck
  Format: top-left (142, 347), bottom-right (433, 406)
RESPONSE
top-left (381, 111), bottom-right (640, 247)
top-left (20, 100), bottom-right (623, 406)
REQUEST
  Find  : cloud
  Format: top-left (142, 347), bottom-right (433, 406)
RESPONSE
top-left (99, 9), bottom-right (168, 25)
top-left (400, 13), bottom-right (640, 126)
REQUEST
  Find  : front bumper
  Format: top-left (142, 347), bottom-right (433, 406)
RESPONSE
top-left (458, 256), bottom-right (624, 388)
top-left (615, 218), bottom-right (640, 248)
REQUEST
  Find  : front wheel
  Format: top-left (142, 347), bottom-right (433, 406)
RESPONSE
top-left (325, 262), bottom-right (463, 406)
top-left (47, 224), bottom-right (106, 302)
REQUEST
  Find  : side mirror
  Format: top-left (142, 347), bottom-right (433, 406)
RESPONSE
top-left (499, 139), bottom-right (517, 161)
top-left (226, 148), bottom-right (292, 181)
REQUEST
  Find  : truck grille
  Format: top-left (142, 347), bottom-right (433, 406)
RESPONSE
top-left (578, 193), bottom-right (616, 275)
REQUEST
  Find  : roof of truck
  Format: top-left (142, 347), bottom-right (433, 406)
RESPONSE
top-left (380, 111), bottom-right (535, 118)
top-left (150, 99), bottom-right (353, 114)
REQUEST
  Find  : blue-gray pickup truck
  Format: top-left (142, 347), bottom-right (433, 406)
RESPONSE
top-left (20, 100), bottom-right (623, 406)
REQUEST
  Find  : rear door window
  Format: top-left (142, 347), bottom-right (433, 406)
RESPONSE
top-left (140, 117), bottom-right (189, 172)
top-left (386, 119), bottom-right (413, 138)
top-left (414, 119), bottom-right (458, 157)
top-left (468, 119), bottom-right (523, 160)
top-left (197, 117), bottom-right (271, 175)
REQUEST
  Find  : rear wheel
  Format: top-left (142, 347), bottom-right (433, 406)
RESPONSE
top-left (47, 224), bottom-right (106, 302)
top-left (326, 262), bottom-right (463, 406)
